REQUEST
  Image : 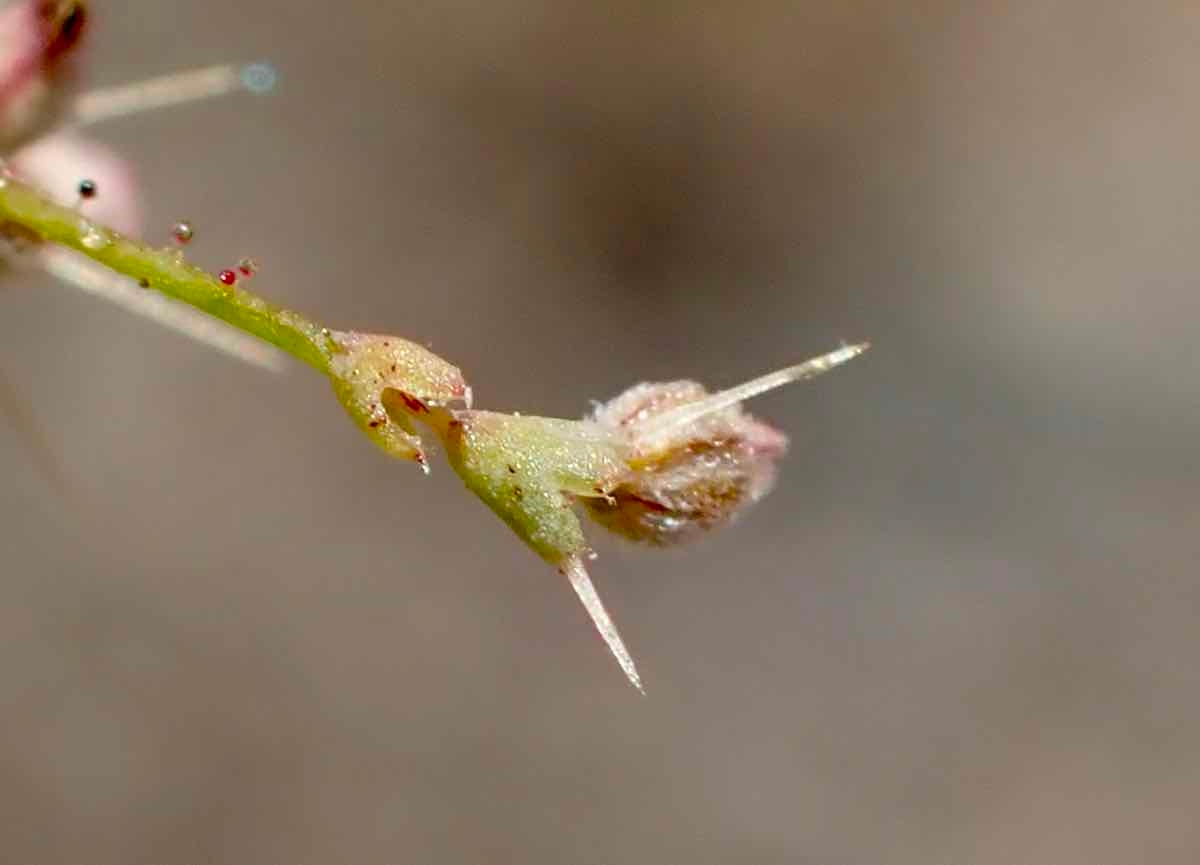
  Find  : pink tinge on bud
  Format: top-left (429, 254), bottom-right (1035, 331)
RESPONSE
top-left (36, 2), bottom-right (87, 69)
top-left (0, 2), bottom-right (38, 86)
top-left (11, 131), bottom-right (141, 235)
top-left (0, 1), bottom-right (87, 148)
top-left (584, 380), bottom-right (789, 545)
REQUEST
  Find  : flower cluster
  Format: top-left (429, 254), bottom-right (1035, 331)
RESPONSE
top-left (0, 2), bottom-right (870, 692)
top-left (342, 335), bottom-right (868, 691)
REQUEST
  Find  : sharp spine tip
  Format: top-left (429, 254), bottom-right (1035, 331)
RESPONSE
top-left (562, 556), bottom-right (644, 693)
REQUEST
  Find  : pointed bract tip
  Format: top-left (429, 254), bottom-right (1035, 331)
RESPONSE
top-left (631, 340), bottom-right (871, 441)
top-left (831, 341), bottom-right (870, 365)
top-left (562, 555), bottom-right (644, 693)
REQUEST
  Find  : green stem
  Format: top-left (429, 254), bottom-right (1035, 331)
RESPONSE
top-left (0, 174), bottom-right (336, 373)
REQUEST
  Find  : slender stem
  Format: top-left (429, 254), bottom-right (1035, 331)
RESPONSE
top-left (0, 174), bottom-right (335, 373)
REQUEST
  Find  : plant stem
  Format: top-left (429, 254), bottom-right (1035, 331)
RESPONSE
top-left (0, 174), bottom-right (336, 373)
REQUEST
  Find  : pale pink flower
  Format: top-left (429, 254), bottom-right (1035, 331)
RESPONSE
top-left (13, 130), bottom-right (140, 232)
top-left (0, 1), bottom-right (279, 486)
top-left (0, 0), bottom-right (280, 366)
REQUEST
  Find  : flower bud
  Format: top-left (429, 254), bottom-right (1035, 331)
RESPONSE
top-left (584, 343), bottom-right (869, 545)
top-left (379, 342), bottom-right (867, 692)
top-left (0, 1), bottom-right (88, 151)
top-left (584, 379), bottom-right (787, 545)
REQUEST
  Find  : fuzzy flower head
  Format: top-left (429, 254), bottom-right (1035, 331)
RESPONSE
top-left (584, 378), bottom-right (789, 545)
top-left (582, 344), bottom-right (872, 554)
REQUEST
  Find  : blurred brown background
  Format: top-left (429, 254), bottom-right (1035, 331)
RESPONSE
top-left (3, 1), bottom-right (1199, 862)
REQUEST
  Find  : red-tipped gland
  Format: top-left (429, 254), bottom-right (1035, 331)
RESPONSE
top-left (217, 269), bottom-right (237, 287)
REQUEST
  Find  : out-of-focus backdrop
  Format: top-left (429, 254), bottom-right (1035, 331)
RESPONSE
top-left (3, 1), bottom-right (1199, 862)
